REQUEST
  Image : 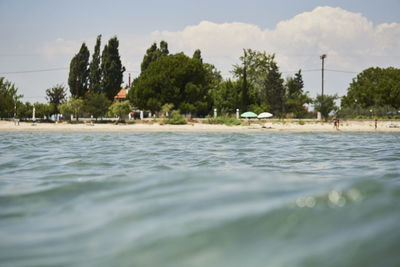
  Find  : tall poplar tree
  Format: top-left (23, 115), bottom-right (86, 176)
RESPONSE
top-left (68, 43), bottom-right (90, 98)
top-left (89, 35), bottom-right (102, 93)
top-left (285, 70), bottom-right (312, 117)
top-left (101, 36), bottom-right (125, 100)
top-left (241, 65), bottom-right (249, 111)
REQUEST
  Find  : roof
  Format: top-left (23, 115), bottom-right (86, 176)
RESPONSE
top-left (114, 89), bottom-right (127, 100)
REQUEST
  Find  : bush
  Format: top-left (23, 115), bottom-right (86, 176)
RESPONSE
top-left (164, 111), bottom-right (187, 125)
top-left (207, 115), bottom-right (242, 126)
top-left (108, 101), bottom-right (132, 120)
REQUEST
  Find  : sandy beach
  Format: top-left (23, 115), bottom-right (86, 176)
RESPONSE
top-left (1, 120), bottom-right (400, 133)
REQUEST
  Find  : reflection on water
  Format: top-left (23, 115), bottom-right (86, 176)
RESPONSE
top-left (0, 132), bottom-right (400, 266)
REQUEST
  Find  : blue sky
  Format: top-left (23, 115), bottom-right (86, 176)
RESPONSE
top-left (1, 0), bottom-right (400, 103)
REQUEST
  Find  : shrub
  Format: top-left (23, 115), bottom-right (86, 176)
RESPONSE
top-left (164, 111), bottom-right (187, 125)
top-left (108, 101), bottom-right (132, 121)
top-left (207, 115), bottom-right (241, 126)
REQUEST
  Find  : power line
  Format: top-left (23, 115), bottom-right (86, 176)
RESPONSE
top-left (0, 67), bottom-right (359, 76)
top-left (0, 67), bottom-right (68, 75)
top-left (0, 54), bottom-right (43, 57)
top-left (325, 68), bottom-right (357, 74)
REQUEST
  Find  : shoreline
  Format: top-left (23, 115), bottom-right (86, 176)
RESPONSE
top-left (1, 120), bottom-right (400, 133)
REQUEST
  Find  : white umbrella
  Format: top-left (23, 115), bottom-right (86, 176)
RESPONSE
top-left (32, 107), bottom-right (36, 121)
top-left (258, 112), bottom-right (273, 119)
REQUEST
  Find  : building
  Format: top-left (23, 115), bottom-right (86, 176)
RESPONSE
top-left (114, 88), bottom-right (128, 103)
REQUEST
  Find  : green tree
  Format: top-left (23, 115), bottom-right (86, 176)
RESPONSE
top-left (341, 67), bottom-right (400, 109)
top-left (0, 77), bottom-right (22, 118)
top-left (161, 103), bottom-right (174, 117)
top-left (140, 41), bottom-right (169, 72)
top-left (101, 36), bottom-right (125, 100)
top-left (284, 70), bottom-right (312, 118)
top-left (89, 35), bottom-right (102, 93)
top-left (241, 65), bottom-right (250, 111)
top-left (59, 97), bottom-right (84, 120)
top-left (132, 53), bottom-right (211, 116)
top-left (16, 101), bottom-right (33, 119)
top-left (212, 79), bottom-right (241, 114)
top-left (314, 94), bottom-right (338, 121)
top-left (68, 43), bottom-right (90, 97)
top-left (108, 100), bottom-right (132, 121)
top-left (233, 49), bottom-right (285, 115)
top-left (45, 84), bottom-right (67, 114)
top-left (34, 102), bottom-right (55, 120)
top-left (83, 93), bottom-right (111, 119)
top-left (192, 49), bottom-right (202, 63)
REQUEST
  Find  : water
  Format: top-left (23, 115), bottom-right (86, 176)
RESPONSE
top-left (1, 132), bottom-right (400, 267)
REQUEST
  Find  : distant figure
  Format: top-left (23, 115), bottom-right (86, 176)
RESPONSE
top-left (337, 117), bottom-right (340, 130)
top-left (332, 114), bottom-right (337, 129)
top-left (375, 119), bottom-right (378, 129)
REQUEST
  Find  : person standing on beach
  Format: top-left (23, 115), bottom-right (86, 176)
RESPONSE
top-left (332, 114), bottom-right (337, 129)
top-left (375, 119), bottom-right (378, 129)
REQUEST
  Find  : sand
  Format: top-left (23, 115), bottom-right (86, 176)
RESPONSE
top-left (1, 120), bottom-right (400, 133)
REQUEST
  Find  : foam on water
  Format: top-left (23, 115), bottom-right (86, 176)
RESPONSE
top-left (0, 132), bottom-right (400, 266)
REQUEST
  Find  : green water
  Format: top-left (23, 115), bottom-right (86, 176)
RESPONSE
top-left (1, 132), bottom-right (400, 267)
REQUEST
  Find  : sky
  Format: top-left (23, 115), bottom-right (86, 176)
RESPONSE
top-left (1, 0), bottom-right (400, 104)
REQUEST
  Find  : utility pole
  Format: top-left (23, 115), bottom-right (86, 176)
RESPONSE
top-left (320, 54), bottom-right (327, 119)
top-left (320, 54), bottom-right (326, 99)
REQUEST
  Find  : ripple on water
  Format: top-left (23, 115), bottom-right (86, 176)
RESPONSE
top-left (0, 132), bottom-right (400, 266)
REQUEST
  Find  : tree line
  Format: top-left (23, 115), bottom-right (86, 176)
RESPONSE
top-left (129, 45), bottom-right (313, 118)
top-left (1, 36), bottom-right (400, 121)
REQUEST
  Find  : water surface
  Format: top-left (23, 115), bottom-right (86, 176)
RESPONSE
top-left (1, 132), bottom-right (400, 266)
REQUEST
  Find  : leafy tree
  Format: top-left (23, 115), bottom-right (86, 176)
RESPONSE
top-left (16, 101), bottom-right (33, 119)
top-left (101, 36), bottom-right (125, 100)
top-left (68, 43), bottom-right (90, 97)
top-left (140, 41), bottom-right (169, 72)
top-left (0, 77), bottom-right (22, 118)
top-left (233, 49), bottom-right (285, 115)
top-left (341, 67), bottom-right (400, 109)
top-left (46, 84), bottom-right (67, 114)
top-left (263, 56), bottom-right (285, 115)
top-left (34, 102), bottom-right (55, 120)
top-left (284, 70), bottom-right (312, 118)
top-left (161, 103), bottom-right (174, 117)
top-left (193, 49), bottom-right (202, 63)
top-left (89, 35), bottom-right (102, 93)
top-left (248, 103), bottom-right (271, 115)
top-left (132, 53), bottom-right (211, 116)
top-left (212, 79), bottom-right (241, 114)
top-left (241, 65), bottom-right (250, 111)
top-left (59, 97), bottom-right (84, 120)
top-left (204, 63), bottom-right (222, 91)
top-left (314, 94), bottom-right (338, 121)
top-left (83, 92), bottom-right (111, 119)
top-left (108, 100), bottom-right (132, 120)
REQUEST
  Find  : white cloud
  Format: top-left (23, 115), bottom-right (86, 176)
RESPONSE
top-left (39, 38), bottom-right (81, 59)
top-left (39, 6), bottom-right (400, 97)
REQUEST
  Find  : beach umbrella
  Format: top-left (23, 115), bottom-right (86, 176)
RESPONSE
top-left (240, 111), bottom-right (258, 118)
top-left (32, 107), bottom-right (36, 121)
top-left (258, 112), bottom-right (273, 119)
